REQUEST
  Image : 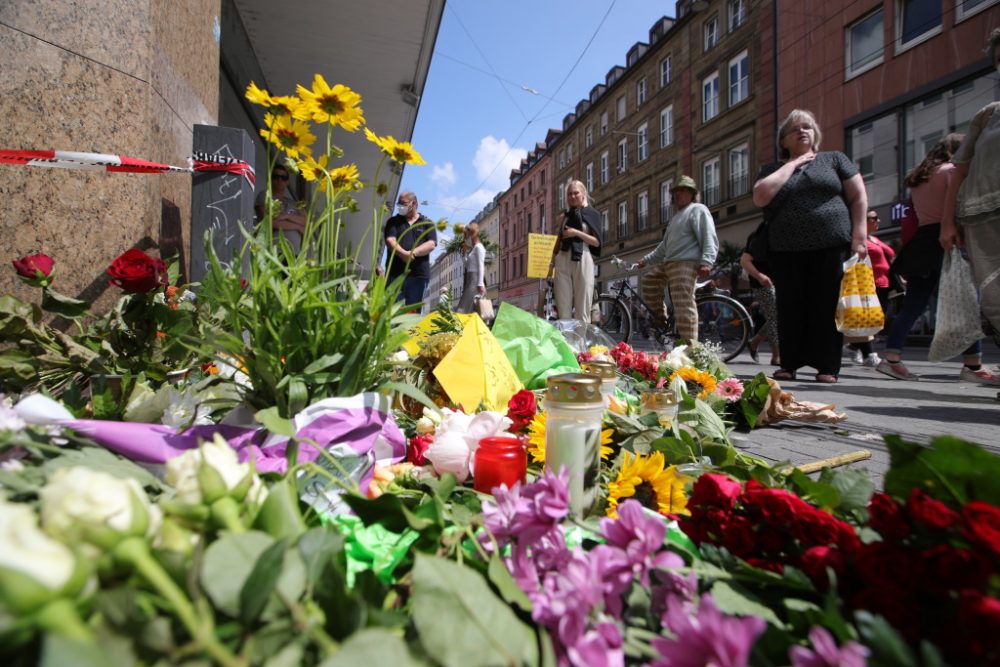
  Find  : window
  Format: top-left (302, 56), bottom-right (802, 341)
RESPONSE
top-left (617, 139), bottom-right (628, 172)
top-left (567, 143), bottom-right (574, 161)
top-left (849, 113), bottom-right (897, 207)
top-left (957, 0), bottom-right (999, 22)
top-left (703, 72), bottom-right (720, 122)
top-left (703, 158), bottom-right (721, 207)
top-left (585, 125), bottom-right (593, 148)
top-left (728, 144), bottom-right (749, 198)
top-left (636, 78), bottom-right (647, 107)
top-left (600, 111), bottom-right (609, 136)
top-left (846, 9), bottom-right (883, 77)
top-left (585, 163), bottom-right (594, 193)
top-left (558, 150), bottom-right (565, 169)
top-left (540, 169), bottom-right (545, 184)
top-left (601, 209), bottom-right (609, 237)
top-left (637, 192), bottom-right (649, 231)
top-left (600, 151), bottom-right (609, 184)
top-left (616, 95), bottom-right (627, 122)
top-left (617, 201), bottom-right (628, 238)
top-left (728, 51), bottom-right (749, 106)
top-left (897, 0), bottom-right (942, 50)
top-left (527, 212), bottom-right (532, 232)
top-left (637, 123), bottom-right (648, 162)
top-left (557, 183), bottom-right (565, 210)
top-left (660, 55), bottom-right (672, 87)
top-left (660, 180), bottom-right (673, 223)
top-left (704, 16), bottom-right (719, 50)
top-left (660, 105), bottom-right (674, 147)
top-left (540, 204), bottom-right (545, 232)
top-left (729, 0), bottom-right (746, 31)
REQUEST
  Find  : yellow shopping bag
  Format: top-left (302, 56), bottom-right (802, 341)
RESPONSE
top-left (835, 253), bottom-right (884, 337)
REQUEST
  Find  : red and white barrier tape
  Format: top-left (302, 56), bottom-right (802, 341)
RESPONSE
top-left (0, 149), bottom-right (255, 187)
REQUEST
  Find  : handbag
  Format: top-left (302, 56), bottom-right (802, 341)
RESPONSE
top-left (835, 253), bottom-right (884, 338)
top-left (476, 295), bottom-right (495, 322)
top-left (928, 248), bottom-right (981, 362)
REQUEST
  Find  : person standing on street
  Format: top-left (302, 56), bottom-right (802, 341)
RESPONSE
top-left (848, 210), bottom-right (894, 367)
top-left (638, 175), bottom-right (719, 342)
top-left (456, 222), bottom-right (486, 314)
top-left (551, 180), bottom-right (602, 323)
top-left (255, 164), bottom-right (307, 254)
top-left (383, 192), bottom-right (437, 306)
top-left (753, 109), bottom-right (868, 384)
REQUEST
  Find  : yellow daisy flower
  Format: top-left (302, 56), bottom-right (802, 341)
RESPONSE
top-left (526, 411), bottom-right (613, 464)
top-left (668, 366), bottom-right (717, 400)
top-left (295, 75), bottom-right (365, 131)
top-left (245, 82), bottom-right (300, 117)
top-left (297, 154), bottom-right (329, 188)
top-left (364, 128), bottom-right (427, 165)
top-left (606, 452), bottom-right (690, 518)
top-left (328, 163), bottom-right (362, 191)
top-left (260, 113), bottom-right (315, 159)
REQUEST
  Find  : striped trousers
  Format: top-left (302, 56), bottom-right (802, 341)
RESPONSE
top-left (640, 261), bottom-right (700, 342)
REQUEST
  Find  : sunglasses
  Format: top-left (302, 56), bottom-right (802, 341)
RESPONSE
top-left (273, 173), bottom-right (290, 181)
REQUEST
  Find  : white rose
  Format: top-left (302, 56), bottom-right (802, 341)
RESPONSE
top-left (437, 408), bottom-right (473, 434)
top-left (160, 387), bottom-right (213, 429)
top-left (40, 467), bottom-right (161, 549)
top-left (389, 349), bottom-right (409, 363)
top-left (415, 416), bottom-right (436, 434)
top-left (464, 411), bottom-right (514, 457)
top-left (0, 497), bottom-right (76, 590)
top-left (165, 435), bottom-right (256, 505)
top-left (424, 430), bottom-right (472, 482)
top-left (662, 346), bottom-right (693, 371)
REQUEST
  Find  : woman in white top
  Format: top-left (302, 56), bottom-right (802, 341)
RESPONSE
top-left (456, 222), bottom-right (486, 314)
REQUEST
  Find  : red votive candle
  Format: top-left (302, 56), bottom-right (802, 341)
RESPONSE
top-left (474, 436), bottom-right (528, 494)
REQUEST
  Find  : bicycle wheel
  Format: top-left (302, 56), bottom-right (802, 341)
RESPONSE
top-left (696, 294), bottom-right (751, 362)
top-left (592, 295), bottom-right (631, 345)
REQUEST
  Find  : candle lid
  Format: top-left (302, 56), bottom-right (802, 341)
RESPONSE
top-left (641, 389), bottom-right (678, 409)
top-left (546, 373), bottom-right (603, 404)
top-left (580, 360), bottom-right (617, 380)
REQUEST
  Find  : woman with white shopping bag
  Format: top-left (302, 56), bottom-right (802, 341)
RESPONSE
top-left (455, 222), bottom-right (486, 315)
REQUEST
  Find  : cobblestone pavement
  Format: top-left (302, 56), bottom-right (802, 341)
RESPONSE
top-left (725, 343), bottom-right (1000, 489)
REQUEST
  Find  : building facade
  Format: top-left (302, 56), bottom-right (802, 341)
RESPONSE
top-left (498, 140), bottom-right (555, 315)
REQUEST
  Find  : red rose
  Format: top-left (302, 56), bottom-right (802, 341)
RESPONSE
top-left (868, 492), bottom-right (911, 542)
top-left (855, 541), bottom-right (916, 587)
top-left (107, 249), bottom-right (168, 293)
top-left (721, 515), bottom-right (756, 558)
top-left (745, 558), bottom-right (784, 574)
top-left (689, 473), bottom-right (742, 509)
top-left (956, 593), bottom-right (1000, 664)
top-left (505, 389), bottom-right (537, 433)
top-left (743, 486), bottom-right (812, 525)
top-left (919, 544), bottom-right (991, 592)
top-left (798, 545), bottom-right (846, 590)
top-left (795, 507), bottom-right (859, 553)
top-left (407, 433), bottom-right (434, 466)
top-left (680, 506), bottom-right (732, 545)
top-left (962, 500), bottom-right (1000, 559)
top-left (12, 253), bottom-right (54, 286)
top-left (850, 585), bottom-right (921, 641)
top-left (906, 488), bottom-right (961, 531)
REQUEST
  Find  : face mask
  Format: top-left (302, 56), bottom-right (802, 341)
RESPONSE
top-left (397, 203), bottom-right (411, 216)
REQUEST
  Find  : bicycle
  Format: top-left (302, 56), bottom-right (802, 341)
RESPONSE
top-left (591, 257), bottom-right (753, 362)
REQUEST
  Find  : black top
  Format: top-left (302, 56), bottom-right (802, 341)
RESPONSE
top-left (758, 151), bottom-right (858, 252)
top-left (383, 214), bottom-right (437, 282)
top-left (742, 227), bottom-right (770, 290)
top-left (559, 206), bottom-right (603, 257)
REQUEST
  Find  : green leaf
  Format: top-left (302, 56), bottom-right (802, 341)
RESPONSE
top-left (39, 635), bottom-right (117, 667)
top-left (884, 435), bottom-right (1000, 506)
top-left (709, 580), bottom-right (783, 628)
top-left (303, 354), bottom-right (344, 374)
top-left (200, 531), bottom-right (306, 619)
top-left (297, 527), bottom-right (345, 586)
top-left (41, 289), bottom-right (90, 319)
top-left (255, 406), bottom-right (296, 437)
top-left (487, 552), bottom-right (533, 612)
top-left (854, 610), bottom-right (917, 667)
top-left (254, 478), bottom-right (308, 540)
top-left (788, 470), bottom-right (840, 509)
top-left (317, 628), bottom-right (426, 667)
top-left (342, 492), bottom-right (434, 533)
top-left (411, 553), bottom-right (538, 667)
top-left (240, 538), bottom-right (289, 625)
top-left (819, 468), bottom-right (874, 512)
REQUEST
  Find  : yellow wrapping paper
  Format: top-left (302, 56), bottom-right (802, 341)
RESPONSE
top-left (402, 311), bottom-right (476, 358)
top-left (432, 314), bottom-right (524, 411)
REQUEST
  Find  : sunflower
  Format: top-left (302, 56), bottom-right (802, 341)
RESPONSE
top-left (245, 82), bottom-right (301, 117)
top-left (260, 113), bottom-right (315, 159)
top-left (526, 411), bottom-right (613, 465)
top-left (295, 75), bottom-right (365, 131)
top-left (606, 452), bottom-right (690, 518)
top-left (668, 366), bottom-right (717, 400)
top-left (363, 128), bottom-right (427, 165)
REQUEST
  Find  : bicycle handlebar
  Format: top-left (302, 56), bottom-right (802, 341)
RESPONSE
top-left (610, 255), bottom-right (639, 272)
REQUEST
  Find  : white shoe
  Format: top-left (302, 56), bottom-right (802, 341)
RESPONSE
top-left (959, 367), bottom-right (1000, 386)
top-left (852, 349), bottom-right (864, 364)
top-left (862, 353), bottom-right (881, 367)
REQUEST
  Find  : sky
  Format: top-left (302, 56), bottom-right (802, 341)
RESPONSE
top-left (399, 0), bottom-right (679, 254)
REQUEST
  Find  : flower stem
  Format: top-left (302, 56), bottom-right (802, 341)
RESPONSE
top-left (115, 537), bottom-right (244, 667)
top-left (210, 497), bottom-right (247, 533)
top-left (35, 598), bottom-right (92, 642)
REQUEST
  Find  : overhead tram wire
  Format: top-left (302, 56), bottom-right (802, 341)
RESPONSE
top-left (441, 0), bottom-right (620, 220)
top-left (434, 52), bottom-right (579, 109)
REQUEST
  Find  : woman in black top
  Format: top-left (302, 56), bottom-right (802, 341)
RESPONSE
top-left (740, 228), bottom-right (780, 366)
top-left (550, 180), bottom-right (602, 322)
top-left (752, 109), bottom-right (868, 383)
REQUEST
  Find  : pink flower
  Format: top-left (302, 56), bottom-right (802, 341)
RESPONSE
top-left (714, 377), bottom-right (744, 402)
top-left (789, 626), bottom-right (869, 667)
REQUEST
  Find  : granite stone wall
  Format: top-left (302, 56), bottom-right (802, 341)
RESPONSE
top-left (0, 0), bottom-right (220, 308)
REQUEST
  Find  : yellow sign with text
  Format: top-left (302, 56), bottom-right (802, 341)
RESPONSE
top-left (527, 233), bottom-right (559, 278)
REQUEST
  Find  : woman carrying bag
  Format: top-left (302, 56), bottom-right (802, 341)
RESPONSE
top-left (456, 222), bottom-right (486, 315)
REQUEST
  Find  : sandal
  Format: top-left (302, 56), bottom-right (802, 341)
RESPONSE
top-left (815, 374), bottom-right (838, 384)
top-left (747, 341), bottom-right (759, 363)
top-left (875, 359), bottom-right (919, 380)
top-left (773, 370), bottom-right (796, 381)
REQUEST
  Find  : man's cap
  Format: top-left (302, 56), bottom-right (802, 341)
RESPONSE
top-left (671, 175), bottom-right (698, 192)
